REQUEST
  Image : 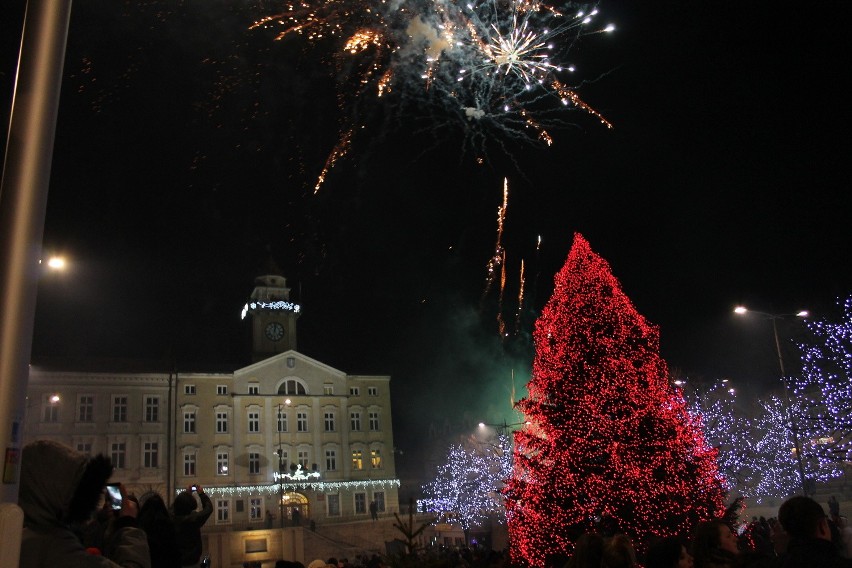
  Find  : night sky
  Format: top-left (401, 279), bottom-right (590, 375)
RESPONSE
top-left (2, 1), bottom-right (851, 460)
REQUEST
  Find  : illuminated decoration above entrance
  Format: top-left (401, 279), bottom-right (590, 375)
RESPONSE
top-left (241, 300), bottom-right (301, 319)
top-left (275, 464), bottom-right (321, 482)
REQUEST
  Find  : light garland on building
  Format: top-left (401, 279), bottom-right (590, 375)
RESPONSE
top-left (241, 300), bottom-right (302, 319)
top-left (179, 478), bottom-right (401, 498)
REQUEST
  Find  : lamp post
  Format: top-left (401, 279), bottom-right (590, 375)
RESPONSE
top-left (734, 306), bottom-right (810, 495)
top-left (276, 398), bottom-right (291, 528)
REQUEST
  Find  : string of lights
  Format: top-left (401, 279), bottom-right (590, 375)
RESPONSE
top-left (505, 234), bottom-right (725, 565)
top-left (178, 478), bottom-right (400, 498)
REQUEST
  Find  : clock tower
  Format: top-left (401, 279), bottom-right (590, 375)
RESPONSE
top-left (242, 273), bottom-right (301, 362)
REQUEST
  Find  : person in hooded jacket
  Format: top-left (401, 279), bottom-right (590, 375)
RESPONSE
top-left (170, 485), bottom-right (213, 568)
top-left (18, 439), bottom-right (151, 568)
top-left (137, 494), bottom-right (181, 568)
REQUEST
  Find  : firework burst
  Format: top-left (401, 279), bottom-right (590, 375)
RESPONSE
top-left (254, 0), bottom-right (615, 189)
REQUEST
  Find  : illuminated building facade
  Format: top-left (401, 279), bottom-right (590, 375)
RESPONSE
top-left (24, 273), bottom-right (400, 530)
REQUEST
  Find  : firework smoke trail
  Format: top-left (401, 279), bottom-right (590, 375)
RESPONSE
top-left (498, 244), bottom-right (507, 340)
top-left (482, 178), bottom-right (509, 310)
top-left (314, 128), bottom-right (354, 193)
top-left (253, 0), bottom-right (615, 190)
top-left (514, 259), bottom-right (525, 336)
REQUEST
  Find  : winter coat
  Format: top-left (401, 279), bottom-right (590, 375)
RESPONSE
top-left (775, 538), bottom-right (852, 568)
top-left (18, 440), bottom-right (151, 568)
top-left (137, 495), bottom-right (182, 568)
top-left (171, 492), bottom-right (213, 566)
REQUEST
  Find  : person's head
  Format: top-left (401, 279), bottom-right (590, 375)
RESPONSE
top-left (139, 493), bottom-right (169, 520)
top-left (172, 490), bottom-right (197, 516)
top-left (778, 495), bottom-right (831, 542)
top-left (566, 533), bottom-right (604, 568)
top-left (645, 537), bottom-right (693, 568)
top-left (18, 440), bottom-right (113, 528)
top-left (693, 520), bottom-right (739, 567)
top-left (600, 534), bottom-right (637, 568)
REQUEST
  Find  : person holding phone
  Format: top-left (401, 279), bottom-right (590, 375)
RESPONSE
top-left (171, 484), bottom-right (213, 568)
top-left (17, 439), bottom-right (151, 567)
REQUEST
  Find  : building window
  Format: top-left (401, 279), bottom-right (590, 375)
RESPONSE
top-left (248, 384), bottom-right (259, 395)
top-left (216, 412), bottom-right (229, 433)
top-left (352, 449), bottom-right (363, 470)
top-left (183, 411), bottom-right (196, 433)
top-left (144, 397), bottom-right (159, 423)
top-left (184, 452), bottom-right (196, 476)
top-left (323, 384), bottom-right (333, 395)
top-left (43, 402), bottom-right (59, 423)
top-left (327, 494), bottom-right (340, 517)
top-left (217, 452), bottom-right (229, 475)
top-left (349, 387), bottom-right (359, 396)
top-left (216, 500), bottom-right (230, 523)
top-left (112, 396), bottom-right (128, 423)
top-left (374, 491), bottom-right (386, 512)
top-left (249, 452), bottom-right (260, 475)
top-left (369, 411), bottom-right (380, 431)
top-left (77, 395), bottom-right (94, 422)
top-left (250, 498), bottom-right (263, 521)
top-left (184, 385), bottom-right (196, 395)
top-left (217, 385), bottom-right (228, 395)
top-left (350, 411), bottom-right (361, 431)
top-left (276, 450), bottom-right (288, 473)
top-left (371, 449), bottom-right (382, 469)
top-left (354, 492), bottom-right (367, 514)
top-left (248, 411), bottom-right (260, 433)
top-left (325, 449), bottom-right (337, 471)
top-left (143, 442), bottom-right (159, 468)
top-left (76, 442), bottom-right (92, 455)
top-left (297, 450), bottom-right (309, 469)
top-left (297, 412), bottom-right (308, 432)
top-left (286, 357), bottom-right (296, 368)
top-left (324, 411), bottom-right (335, 432)
top-left (368, 386), bottom-right (378, 397)
top-left (278, 380), bottom-right (306, 395)
top-left (111, 443), bottom-right (126, 469)
top-left (277, 409), bottom-right (288, 432)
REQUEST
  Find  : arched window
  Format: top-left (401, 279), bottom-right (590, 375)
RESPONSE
top-left (277, 379), bottom-right (307, 395)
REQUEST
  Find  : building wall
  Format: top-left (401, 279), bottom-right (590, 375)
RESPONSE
top-left (25, 351), bottom-right (400, 530)
top-left (24, 371), bottom-right (174, 493)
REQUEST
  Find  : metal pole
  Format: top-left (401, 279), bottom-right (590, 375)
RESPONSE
top-left (0, 0), bottom-right (72, 505)
top-left (772, 317), bottom-right (808, 495)
top-left (278, 403), bottom-right (284, 529)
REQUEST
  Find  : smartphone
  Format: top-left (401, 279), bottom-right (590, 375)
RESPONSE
top-left (106, 483), bottom-right (123, 511)
top-left (191, 485), bottom-right (198, 492)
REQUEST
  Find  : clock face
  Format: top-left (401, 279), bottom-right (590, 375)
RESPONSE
top-left (265, 322), bottom-right (285, 342)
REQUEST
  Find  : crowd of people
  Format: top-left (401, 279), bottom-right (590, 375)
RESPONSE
top-left (18, 439), bottom-right (213, 568)
top-left (13, 439), bottom-right (852, 568)
top-left (558, 495), bottom-right (852, 568)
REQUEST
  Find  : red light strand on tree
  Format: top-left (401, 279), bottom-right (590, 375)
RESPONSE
top-left (504, 233), bottom-right (726, 566)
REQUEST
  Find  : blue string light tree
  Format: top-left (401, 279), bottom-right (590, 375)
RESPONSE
top-left (684, 379), bottom-right (760, 499)
top-left (504, 234), bottom-right (727, 566)
top-left (420, 433), bottom-right (513, 544)
top-left (792, 296), bottom-right (852, 485)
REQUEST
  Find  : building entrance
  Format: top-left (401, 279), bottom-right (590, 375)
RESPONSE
top-left (281, 491), bottom-right (308, 526)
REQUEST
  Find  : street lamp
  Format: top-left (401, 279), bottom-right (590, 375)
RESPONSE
top-left (40, 256), bottom-right (66, 271)
top-left (734, 305), bottom-right (810, 495)
top-left (477, 420), bottom-right (529, 435)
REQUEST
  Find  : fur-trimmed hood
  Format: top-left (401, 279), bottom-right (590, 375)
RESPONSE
top-left (18, 440), bottom-right (113, 529)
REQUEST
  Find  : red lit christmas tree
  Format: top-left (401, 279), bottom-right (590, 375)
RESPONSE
top-left (505, 234), bottom-right (726, 566)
